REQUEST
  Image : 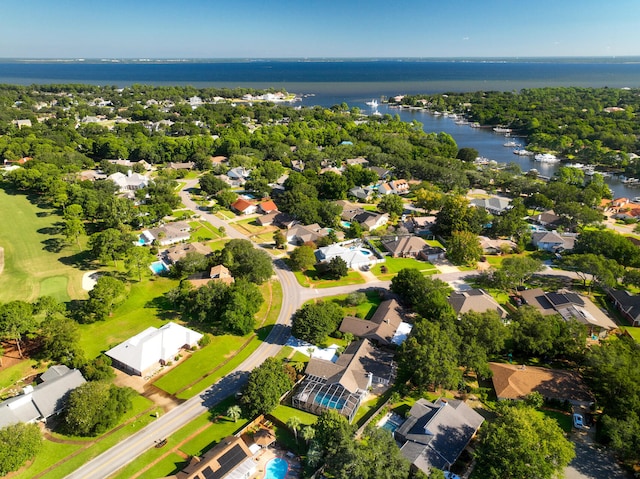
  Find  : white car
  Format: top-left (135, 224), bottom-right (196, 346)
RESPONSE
top-left (573, 413), bottom-right (585, 429)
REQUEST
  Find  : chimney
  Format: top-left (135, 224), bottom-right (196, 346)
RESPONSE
top-left (127, 169), bottom-right (132, 177)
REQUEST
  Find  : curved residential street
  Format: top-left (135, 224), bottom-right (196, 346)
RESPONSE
top-left (65, 181), bottom-right (583, 478)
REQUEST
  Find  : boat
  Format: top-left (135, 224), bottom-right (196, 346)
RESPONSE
top-left (493, 126), bottom-right (512, 134)
top-left (470, 122), bottom-right (481, 128)
top-left (454, 119), bottom-right (469, 125)
top-left (365, 99), bottom-right (378, 107)
top-left (513, 149), bottom-right (533, 156)
top-left (503, 140), bottom-right (520, 147)
top-left (534, 153), bottom-right (560, 163)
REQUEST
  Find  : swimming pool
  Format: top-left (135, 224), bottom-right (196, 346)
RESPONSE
top-left (149, 261), bottom-right (168, 274)
top-left (315, 392), bottom-right (345, 410)
top-left (265, 458), bottom-right (288, 479)
top-left (340, 221), bottom-right (352, 228)
top-left (379, 413), bottom-right (405, 433)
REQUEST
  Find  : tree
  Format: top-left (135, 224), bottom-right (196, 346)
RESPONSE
top-left (62, 217), bottom-right (85, 250)
top-left (85, 276), bottom-right (127, 322)
top-left (391, 268), bottom-right (452, 310)
top-left (0, 423), bottom-right (42, 476)
top-left (292, 301), bottom-right (344, 344)
top-left (89, 228), bottom-right (134, 267)
top-left (457, 147), bottom-right (479, 162)
top-left (497, 256), bottom-right (544, 289)
top-left (378, 194), bottom-right (404, 216)
top-left (313, 410), bottom-right (356, 475)
top-left (199, 173), bottom-right (229, 196)
top-left (63, 381), bottom-right (136, 436)
top-left (446, 230), bottom-right (482, 266)
top-left (301, 425), bottom-right (316, 444)
top-left (398, 317), bottom-right (461, 391)
top-left (240, 357), bottom-right (293, 417)
top-left (325, 256), bottom-right (348, 279)
top-left (40, 315), bottom-right (85, 368)
top-left (273, 229), bottom-right (286, 249)
top-left (435, 195), bottom-right (488, 238)
top-left (573, 229), bottom-right (640, 267)
top-left (473, 405), bottom-right (575, 479)
top-left (82, 354), bottom-right (116, 382)
top-left (413, 184), bottom-right (443, 213)
top-left (287, 416), bottom-right (301, 441)
top-left (227, 405), bottom-right (242, 423)
top-left (220, 239), bottom-right (273, 284)
top-left (561, 253), bottom-right (623, 290)
top-left (457, 310), bottom-right (508, 377)
top-left (125, 246), bottom-right (155, 281)
top-left (509, 306), bottom-right (555, 357)
top-left (289, 245), bottom-right (317, 271)
top-left (0, 300), bottom-right (35, 358)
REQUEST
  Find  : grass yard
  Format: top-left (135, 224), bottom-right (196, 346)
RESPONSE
top-left (229, 217), bottom-right (269, 236)
top-left (77, 277), bottom-right (180, 359)
top-left (215, 209), bottom-right (235, 220)
top-left (188, 221), bottom-right (223, 241)
top-left (270, 405), bottom-right (318, 426)
top-left (208, 240), bottom-right (229, 252)
top-left (536, 409), bottom-right (572, 433)
top-left (293, 270), bottom-right (366, 288)
top-left (154, 281), bottom-right (282, 399)
top-left (14, 395), bottom-right (158, 479)
top-left (371, 256), bottom-right (437, 280)
top-left (0, 357), bottom-right (39, 392)
top-left (622, 326), bottom-right (640, 343)
top-left (323, 290), bottom-right (383, 319)
top-left (0, 187), bottom-right (87, 302)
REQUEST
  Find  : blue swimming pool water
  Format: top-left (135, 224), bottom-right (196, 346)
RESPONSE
top-left (137, 236), bottom-right (146, 245)
top-left (340, 221), bottom-right (351, 228)
top-left (381, 414), bottom-right (404, 433)
top-left (360, 249), bottom-right (371, 256)
top-left (315, 393), bottom-right (345, 410)
top-left (265, 458), bottom-right (288, 479)
top-left (150, 261), bottom-right (168, 274)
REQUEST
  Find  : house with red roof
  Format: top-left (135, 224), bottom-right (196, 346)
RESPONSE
top-left (230, 198), bottom-right (257, 215)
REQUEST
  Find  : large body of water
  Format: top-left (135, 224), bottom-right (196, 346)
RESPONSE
top-left (2, 58), bottom-right (640, 197)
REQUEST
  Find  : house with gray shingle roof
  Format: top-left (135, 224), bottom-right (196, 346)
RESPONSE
top-left (395, 398), bottom-right (484, 474)
top-left (531, 231), bottom-right (577, 252)
top-left (448, 289), bottom-right (507, 319)
top-left (608, 289), bottom-right (640, 326)
top-left (0, 365), bottom-right (86, 428)
top-left (292, 339), bottom-right (394, 422)
top-left (338, 299), bottom-right (412, 346)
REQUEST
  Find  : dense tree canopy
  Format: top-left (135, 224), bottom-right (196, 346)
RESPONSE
top-left (291, 301), bottom-right (344, 344)
top-left (240, 357), bottom-right (293, 417)
top-left (0, 423), bottom-right (43, 476)
top-left (219, 239), bottom-right (273, 284)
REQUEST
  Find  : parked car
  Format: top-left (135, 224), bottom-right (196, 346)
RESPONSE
top-left (573, 413), bottom-right (584, 429)
top-left (444, 473), bottom-right (461, 479)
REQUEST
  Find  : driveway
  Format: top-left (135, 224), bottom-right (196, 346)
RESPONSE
top-left (565, 438), bottom-right (631, 479)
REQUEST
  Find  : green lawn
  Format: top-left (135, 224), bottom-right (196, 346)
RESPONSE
top-left (215, 210), bottom-right (235, 220)
top-left (622, 326), bottom-right (640, 343)
top-left (271, 405), bottom-right (318, 426)
top-left (77, 277), bottom-right (180, 359)
top-left (0, 186), bottom-right (87, 302)
top-left (0, 358), bottom-right (39, 392)
top-left (230, 217), bottom-right (269, 235)
top-left (155, 281), bottom-right (282, 399)
top-left (208, 240), bottom-right (229, 252)
top-left (537, 409), bottom-right (573, 433)
top-left (14, 395), bottom-right (159, 479)
top-left (188, 221), bottom-right (223, 241)
top-left (371, 256), bottom-right (437, 280)
top-left (293, 270), bottom-right (366, 288)
top-left (322, 290), bottom-right (383, 319)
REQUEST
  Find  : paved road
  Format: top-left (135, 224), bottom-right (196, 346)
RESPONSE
top-left (65, 182), bottom-right (585, 478)
top-left (565, 432), bottom-right (632, 479)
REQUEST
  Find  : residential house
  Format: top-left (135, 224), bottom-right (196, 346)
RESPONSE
top-left (470, 196), bottom-right (512, 215)
top-left (168, 162), bottom-right (195, 170)
top-left (227, 167), bottom-right (251, 183)
top-left (292, 339), bottom-right (394, 422)
top-left (478, 236), bottom-right (516, 255)
top-left (106, 322), bottom-right (203, 377)
top-left (418, 246), bottom-right (446, 262)
top-left (230, 198), bottom-right (258, 215)
top-left (345, 157), bottom-right (369, 167)
top-left (395, 398), bottom-right (484, 474)
top-left (607, 289), bottom-right (640, 326)
top-left (381, 236), bottom-right (428, 258)
top-left (13, 119), bottom-right (32, 129)
top-left (0, 365), bottom-right (86, 428)
top-left (286, 223), bottom-right (329, 245)
top-left (315, 241), bottom-right (376, 269)
top-left (258, 200), bottom-right (278, 214)
top-left (163, 242), bottom-right (211, 264)
top-left (611, 197), bottom-right (630, 209)
top-left (369, 166), bottom-right (391, 180)
top-left (108, 171), bottom-right (150, 191)
top-left (378, 179), bottom-right (409, 196)
top-left (175, 436), bottom-right (256, 479)
top-left (348, 186), bottom-right (374, 201)
top-left (188, 264), bottom-right (235, 288)
top-left (140, 222), bottom-right (191, 246)
top-left (519, 288), bottom-right (617, 335)
top-left (448, 289), bottom-right (508, 319)
top-left (341, 204), bottom-right (366, 222)
top-left (107, 159), bottom-right (153, 171)
top-left (530, 210), bottom-right (564, 229)
top-left (489, 362), bottom-right (594, 406)
top-left (353, 211), bottom-right (389, 231)
top-left (531, 231), bottom-right (577, 252)
top-left (339, 298), bottom-right (412, 346)
top-left (210, 155), bottom-right (228, 165)
top-left (411, 216), bottom-right (437, 236)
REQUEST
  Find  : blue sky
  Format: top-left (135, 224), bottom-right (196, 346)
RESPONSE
top-left (2, 0), bottom-right (638, 58)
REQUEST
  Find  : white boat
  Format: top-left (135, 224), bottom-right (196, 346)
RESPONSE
top-left (503, 140), bottom-right (520, 147)
top-left (365, 99), bottom-right (378, 107)
top-left (513, 149), bottom-right (533, 156)
top-left (566, 163), bottom-right (585, 169)
top-left (454, 119), bottom-right (469, 125)
top-left (534, 153), bottom-right (560, 163)
top-left (470, 122), bottom-right (481, 128)
top-left (493, 126), bottom-right (512, 133)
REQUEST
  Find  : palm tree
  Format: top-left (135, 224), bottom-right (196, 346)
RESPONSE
top-left (287, 416), bottom-right (301, 441)
top-left (227, 405), bottom-right (241, 423)
top-left (301, 425), bottom-right (315, 444)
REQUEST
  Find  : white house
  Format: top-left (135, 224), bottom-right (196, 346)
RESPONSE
top-left (140, 222), bottom-right (191, 246)
top-left (108, 171), bottom-right (150, 191)
top-left (106, 322), bottom-right (203, 377)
